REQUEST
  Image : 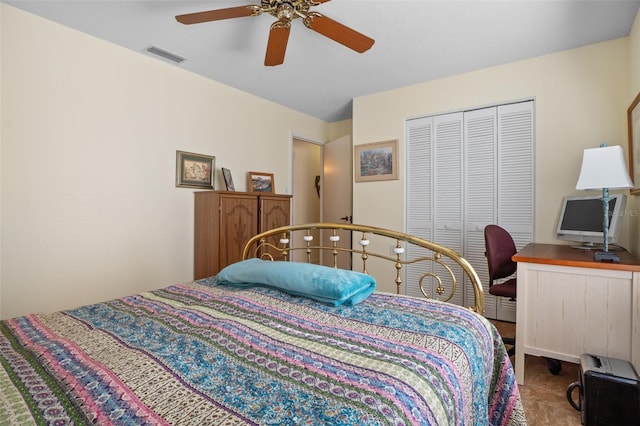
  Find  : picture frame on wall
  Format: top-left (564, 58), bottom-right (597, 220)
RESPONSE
top-left (222, 167), bottom-right (235, 191)
top-left (354, 139), bottom-right (399, 182)
top-left (628, 92), bottom-right (640, 195)
top-left (248, 171), bottom-right (275, 193)
top-left (175, 150), bottom-right (215, 189)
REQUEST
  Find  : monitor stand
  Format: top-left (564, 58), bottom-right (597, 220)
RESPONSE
top-left (594, 251), bottom-right (621, 263)
top-left (570, 242), bottom-right (602, 251)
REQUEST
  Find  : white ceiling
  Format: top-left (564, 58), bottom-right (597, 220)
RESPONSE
top-left (6, 0), bottom-right (640, 122)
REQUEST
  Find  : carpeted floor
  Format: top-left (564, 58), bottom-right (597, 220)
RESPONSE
top-left (492, 321), bottom-right (582, 425)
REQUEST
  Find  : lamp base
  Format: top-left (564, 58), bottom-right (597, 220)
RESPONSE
top-left (594, 251), bottom-right (621, 263)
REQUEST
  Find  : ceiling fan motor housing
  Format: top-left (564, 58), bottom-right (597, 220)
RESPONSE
top-left (264, 0), bottom-right (312, 20)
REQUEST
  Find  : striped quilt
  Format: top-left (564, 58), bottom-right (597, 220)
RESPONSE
top-left (0, 278), bottom-right (526, 425)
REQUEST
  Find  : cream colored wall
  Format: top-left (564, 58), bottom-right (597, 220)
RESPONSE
top-left (328, 119), bottom-right (352, 141)
top-left (0, 5), bottom-right (328, 319)
top-left (631, 9), bottom-right (640, 105)
top-left (353, 37), bottom-right (633, 258)
top-left (628, 9), bottom-right (640, 255)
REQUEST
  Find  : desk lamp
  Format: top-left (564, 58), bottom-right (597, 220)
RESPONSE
top-left (575, 144), bottom-right (633, 262)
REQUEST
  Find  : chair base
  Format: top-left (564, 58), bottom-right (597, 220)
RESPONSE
top-left (545, 357), bottom-right (562, 375)
top-left (497, 331), bottom-right (560, 374)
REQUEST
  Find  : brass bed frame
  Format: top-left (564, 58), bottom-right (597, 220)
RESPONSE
top-left (242, 223), bottom-right (484, 313)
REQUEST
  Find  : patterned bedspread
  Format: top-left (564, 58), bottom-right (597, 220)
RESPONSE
top-left (0, 279), bottom-right (526, 425)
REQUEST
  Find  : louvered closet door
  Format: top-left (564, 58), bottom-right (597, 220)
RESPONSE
top-left (432, 112), bottom-right (464, 306)
top-left (496, 101), bottom-right (534, 321)
top-left (405, 117), bottom-right (433, 298)
top-left (463, 108), bottom-right (498, 316)
top-left (463, 102), bottom-right (534, 320)
top-left (405, 101), bottom-right (533, 315)
top-left (405, 113), bottom-right (464, 304)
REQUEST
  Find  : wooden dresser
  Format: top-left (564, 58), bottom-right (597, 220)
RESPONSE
top-left (194, 191), bottom-right (292, 279)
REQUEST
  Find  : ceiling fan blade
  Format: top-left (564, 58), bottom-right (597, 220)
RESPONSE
top-left (265, 21), bottom-right (291, 66)
top-left (176, 5), bottom-right (261, 25)
top-left (303, 12), bottom-right (374, 53)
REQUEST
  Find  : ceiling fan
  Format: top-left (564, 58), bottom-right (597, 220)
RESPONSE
top-left (175, 0), bottom-right (375, 66)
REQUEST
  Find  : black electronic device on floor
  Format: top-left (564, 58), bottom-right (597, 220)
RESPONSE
top-left (567, 354), bottom-right (640, 425)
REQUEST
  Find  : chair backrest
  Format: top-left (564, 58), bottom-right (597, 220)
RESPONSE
top-left (484, 225), bottom-right (518, 284)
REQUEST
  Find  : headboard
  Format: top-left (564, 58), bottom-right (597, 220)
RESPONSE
top-left (242, 223), bottom-right (484, 314)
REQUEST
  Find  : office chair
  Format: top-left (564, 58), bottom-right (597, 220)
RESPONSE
top-left (484, 224), bottom-right (562, 374)
top-left (484, 225), bottom-right (517, 356)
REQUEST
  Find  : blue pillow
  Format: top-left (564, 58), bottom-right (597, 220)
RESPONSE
top-left (215, 258), bottom-right (376, 306)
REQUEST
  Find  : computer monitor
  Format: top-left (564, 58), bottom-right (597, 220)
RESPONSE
top-left (556, 194), bottom-right (626, 248)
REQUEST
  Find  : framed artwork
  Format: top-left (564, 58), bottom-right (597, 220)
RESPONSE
top-left (354, 139), bottom-right (399, 182)
top-left (222, 167), bottom-right (235, 191)
top-left (175, 150), bottom-right (215, 189)
top-left (628, 91), bottom-right (640, 195)
top-left (248, 171), bottom-right (275, 193)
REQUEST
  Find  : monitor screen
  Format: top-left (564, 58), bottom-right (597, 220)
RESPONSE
top-left (556, 194), bottom-right (626, 247)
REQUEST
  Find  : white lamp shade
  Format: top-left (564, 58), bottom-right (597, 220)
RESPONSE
top-left (575, 145), bottom-right (633, 190)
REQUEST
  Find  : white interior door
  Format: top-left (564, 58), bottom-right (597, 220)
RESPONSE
top-left (322, 135), bottom-right (352, 268)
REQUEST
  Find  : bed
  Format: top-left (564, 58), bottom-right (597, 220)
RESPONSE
top-left (0, 223), bottom-right (525, 425)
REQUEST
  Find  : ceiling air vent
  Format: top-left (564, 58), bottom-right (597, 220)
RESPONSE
top-left (144, 46), bottom-right (185, 64)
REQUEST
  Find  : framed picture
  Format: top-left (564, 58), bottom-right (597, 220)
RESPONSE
top-left (628, 91), bottom-right (640, 195)
top-left (355, 139), bottom-right (399, 182)
top-left (222, 167), bottom-right (235, 191)
top-left (248, 171), bottom-right (274, 193)
top-left (175, 150), bottom-right (215, 189)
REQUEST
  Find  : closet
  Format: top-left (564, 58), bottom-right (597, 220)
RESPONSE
top-left (405, 100), bottom-right (534, 320)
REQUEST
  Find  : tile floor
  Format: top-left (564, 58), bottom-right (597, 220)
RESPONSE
top-left (492, 320), bottom-right (582, 425)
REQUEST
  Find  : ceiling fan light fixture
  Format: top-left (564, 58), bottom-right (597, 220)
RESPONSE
top-left (276, 3), bottom-right (295, 20)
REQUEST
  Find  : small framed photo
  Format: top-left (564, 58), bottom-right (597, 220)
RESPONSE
top-left (248, 171), bottom-right (274, 193)
top-left (355, 139), bottom-right (399, 182)
top-left (175, 150), bottom-right (215, 189)
top-left (222, 167), bottom-right (235, 191)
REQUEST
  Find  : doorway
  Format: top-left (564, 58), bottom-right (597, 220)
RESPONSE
top-left (292, 138), bottom-right (322, 262)
top-left (291, 135), bottom-right (353, 267)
